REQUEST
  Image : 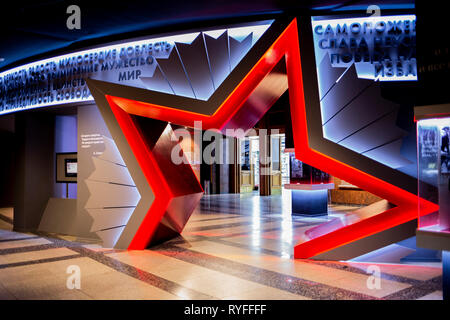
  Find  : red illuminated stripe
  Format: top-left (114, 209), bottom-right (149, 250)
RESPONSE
top-left (106, 96), bottom-right (172, 250)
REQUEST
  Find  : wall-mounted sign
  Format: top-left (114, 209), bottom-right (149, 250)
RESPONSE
top-left (0, 22), bottom-right (272, 115)
top-left (312, 15), bottom-right (416, 81)
top-left (56, 152), bottom-right (77, 183)
top-left (0, 38), bottom-right (173, 114)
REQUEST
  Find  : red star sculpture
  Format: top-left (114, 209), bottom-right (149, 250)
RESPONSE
top-left (88, 18), bottom-right (438, 258)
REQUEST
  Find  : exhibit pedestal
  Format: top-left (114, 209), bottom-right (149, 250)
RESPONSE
top-left (284, 183), bottom-right (334, 216)
top-left (444, 251), bottom-right (450, 301)
top-left (419, 230), bottom-right (450, 300)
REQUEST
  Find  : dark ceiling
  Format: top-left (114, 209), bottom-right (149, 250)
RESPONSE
top-left (0, 0), bottom-right (414, 72)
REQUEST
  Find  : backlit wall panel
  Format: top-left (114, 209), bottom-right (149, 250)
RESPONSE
top-left (312, 15), bottom-right (417, 171)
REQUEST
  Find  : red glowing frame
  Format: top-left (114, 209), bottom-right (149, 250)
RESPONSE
top-left (100, 18), bottom-right (439, 257)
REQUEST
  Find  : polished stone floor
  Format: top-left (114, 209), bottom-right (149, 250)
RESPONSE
top-left (0, 193), bottom-right (443, 300)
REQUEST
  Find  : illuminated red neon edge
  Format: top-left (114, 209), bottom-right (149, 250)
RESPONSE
top-left (101, 19), bottom-right (439, 257)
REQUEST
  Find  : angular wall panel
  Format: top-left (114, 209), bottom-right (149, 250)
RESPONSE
top-left (323, 85), bottom-right (398, 143)
top-left (88, 157), bottom-right (135, 186)
top-left (204, 31), bottom-right (230, 89)
top-left (88, 207), bottom-right (134, 232)
top-left (85, 181), bottom-right (140, 208)
top-left (339, 111), bottom-right (408, 153)
top-left (176, 34), bottom-right (215, 100)
top-left (141, 23), bottom-right (272, 100)
top-left (317, 53), bottom-right (346, 100)
top-left (96, 227), bottom-right (125, 248)
top-left (156, 48), bottom-right (196, 98)
top-left (98, 136), bottom-right (126, 166)
top-left (140, 65), bottom-right (174, 95)
top-left (320, 65), bottom-right (372, 125)
top-left (363, 139), bottom-right (413, 169)
top-left (229, 33), bottom-right (253, 71)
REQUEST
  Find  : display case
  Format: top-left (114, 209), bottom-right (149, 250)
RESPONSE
top-left (285, 153), bottom-right (334, 216)
top-left (416, 106), bottom-right (450, 251)
top-left (289, 153), bottom-right (331, 185)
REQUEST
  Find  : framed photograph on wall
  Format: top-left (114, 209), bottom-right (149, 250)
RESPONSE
top-left (56, 152), bottom-right (77, 183)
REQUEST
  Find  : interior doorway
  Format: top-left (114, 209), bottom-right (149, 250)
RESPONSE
top-left (239, 133), bottom-right (289, 195)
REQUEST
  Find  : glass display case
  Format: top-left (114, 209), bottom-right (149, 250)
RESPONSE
top-left (417, 117), bottom-right (450, 232)
top-left (289, 153), bottom-right (331, 184)
top-left (416, 109), bottom-right (450, 251)
top-left (415, 105), bottom-right (450, 301)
